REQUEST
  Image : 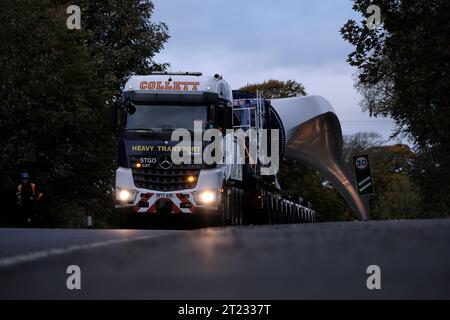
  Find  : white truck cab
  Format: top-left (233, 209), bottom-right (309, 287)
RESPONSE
top-left (114, 72), bottom-right (237, 221)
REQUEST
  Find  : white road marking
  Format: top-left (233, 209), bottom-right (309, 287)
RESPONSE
top-left (0, 233), bottom-right (172, 269)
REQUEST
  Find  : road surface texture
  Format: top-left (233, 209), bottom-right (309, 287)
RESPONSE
top-left (0, 219), bottom-right (449, 299)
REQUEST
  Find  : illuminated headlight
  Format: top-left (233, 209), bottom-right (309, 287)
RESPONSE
top-left (116, 188), bottom-right (138, 203)
top-left (200, 191), bottom-right (215, 203)
top-left (194, 190), bottom-right (217, 206)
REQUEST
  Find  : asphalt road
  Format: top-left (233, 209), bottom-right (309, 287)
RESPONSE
top-left (0, 219), bottom-right (449, 299)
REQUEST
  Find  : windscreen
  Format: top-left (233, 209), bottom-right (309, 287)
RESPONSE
top-left (125, 105), bottom-right (207, 132)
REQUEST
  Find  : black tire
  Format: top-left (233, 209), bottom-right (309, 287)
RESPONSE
top-left (262, 196), bottom-right (271, 225)
top-left (119, 210), bottom-right (134, 229)
top-left (219, 194), bottom-right (227, 226)
top-left (236, 190), bottom-right (243, 226)
top-left (242, 191), bottom-right (252, 226)
top-left (231, 189), bottom-right (237, 226)
top-left (270, 201), bottom-right (276, 225)
top-left (221, 188), bottom-right (232, 226)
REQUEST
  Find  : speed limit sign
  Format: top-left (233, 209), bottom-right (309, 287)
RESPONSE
top-left (353, 154), bottom-right (375, 196)
top-left (355, 157), bottom-right (369, 170)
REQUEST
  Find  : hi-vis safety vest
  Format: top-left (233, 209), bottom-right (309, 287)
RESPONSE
top-left (17, 183), bottom-right (43, 201)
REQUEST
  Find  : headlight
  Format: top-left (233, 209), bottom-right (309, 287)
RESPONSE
top-left (119, 190), bottom-right (131, 201)
top-left (116, 188), bottom-right (138, 203)
top-left (200, 191), bottom-right (215, 203)
top-left (195, 190), bottom-right (216, 205)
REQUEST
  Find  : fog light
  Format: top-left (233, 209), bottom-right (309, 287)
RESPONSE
top-left (187, 176), bottom-right (196, 183)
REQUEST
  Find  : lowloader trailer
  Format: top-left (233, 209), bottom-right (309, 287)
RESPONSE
top-left (111, 72), bottom-right (368, 228)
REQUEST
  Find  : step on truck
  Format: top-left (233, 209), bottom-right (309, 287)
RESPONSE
top-left (111, 71), bottom-right (366, 228)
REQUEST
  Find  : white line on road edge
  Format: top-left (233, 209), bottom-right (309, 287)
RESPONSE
top-left (0, 233), bottom-right (172, 269)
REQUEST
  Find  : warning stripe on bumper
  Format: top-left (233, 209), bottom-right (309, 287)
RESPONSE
top-left (135, 193), bottom-right (196, 214)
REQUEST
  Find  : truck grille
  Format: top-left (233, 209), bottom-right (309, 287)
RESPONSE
top-left (132, 168), bottom-right (200, 191)
top-left (129, 153), bottom-right (203, 192)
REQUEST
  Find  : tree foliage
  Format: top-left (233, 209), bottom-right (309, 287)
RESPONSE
top-left (344, 132), bottom-right (424, 220)
top-left (240, 79), bottom-right (307, 99)
top-left (343, 132), bottom-right (384, 163)
top-left (0, 0), bottom-right (169, 227)
top-left (341, 0), bottom-right (450, 215)
top-left (278, 160), bottom-right (353, 222)
top-left (367, 144), bottom-right (423, 220)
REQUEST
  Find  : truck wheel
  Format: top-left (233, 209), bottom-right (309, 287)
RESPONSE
top-left (230, 189), bottom-right (237, 226)
top-left (119, 210), bottom-right (133, 229)
top-left (271, 210), bottom-right (277, 225)
top-left (236, 190), bottom-right (243, 226)
top-left (219, 200), bottom-right (227, 226)
top-left (262, 197), bottom-right (271, 225)
top-left (220, 188), bottom-right (232, 226)
top-left (242, 191), bottom-right (252, 226)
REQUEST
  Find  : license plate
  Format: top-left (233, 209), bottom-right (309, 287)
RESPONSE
top-left (156, 199), bottom-right (172, 213)
top-left (156, 193), bottom-right (174, 198)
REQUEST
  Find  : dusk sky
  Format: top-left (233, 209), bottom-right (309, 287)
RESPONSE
top-left (152, 0), bottom-right (401, 142)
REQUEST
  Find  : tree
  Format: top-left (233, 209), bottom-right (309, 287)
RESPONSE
top-left (367, 144), bottom-right (423, 220)
top-left (341, 0), bottom-right (450, 216)
top-left (277, 160), bottom-right (353, 222)
top-left (343, 132), bottom-right (383, 163)
top-left (239, 79), bottom-right (306, 99)
top-left (342, 132), bottom-right (423, 220)
top-left (0, 0), bottom-right (169, 227)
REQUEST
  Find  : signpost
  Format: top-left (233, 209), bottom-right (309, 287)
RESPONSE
top-left (353, 154), bottom-right (375, 196)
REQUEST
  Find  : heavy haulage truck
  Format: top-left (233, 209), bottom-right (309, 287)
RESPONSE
top-left (111, 72), bottom-right (370, 228)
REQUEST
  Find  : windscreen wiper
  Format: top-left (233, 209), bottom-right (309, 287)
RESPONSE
top-left (126, 128), bottom-right (158, 134)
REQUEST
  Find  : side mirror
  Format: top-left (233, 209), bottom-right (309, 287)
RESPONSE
top-left (110, 100), bottom-right (122, 134)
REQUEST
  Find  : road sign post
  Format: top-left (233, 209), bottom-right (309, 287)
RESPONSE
top-left (353, 154), bottom-right (375, 196)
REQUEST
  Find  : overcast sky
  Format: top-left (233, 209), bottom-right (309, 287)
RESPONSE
top-left (152, 0), bottom-right (401, 142)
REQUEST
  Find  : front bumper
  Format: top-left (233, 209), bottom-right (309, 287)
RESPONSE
top-left (116, 190), bottom-right (221, 215)
top-left (115, 166), bottom-right (225, 215)
top-left (116, 205), bottom-right (220, 217)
